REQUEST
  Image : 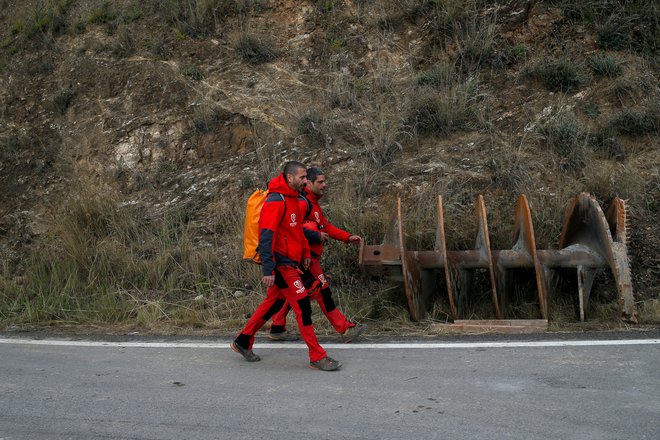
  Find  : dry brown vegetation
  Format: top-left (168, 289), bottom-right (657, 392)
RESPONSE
top-left (0, 0), bottom-right (658, 334)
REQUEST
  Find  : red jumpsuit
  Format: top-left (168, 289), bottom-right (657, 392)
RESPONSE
top-left (233, 174), bottom-right (327, 362)
top-left (270, 187), bottom-right (355, 335)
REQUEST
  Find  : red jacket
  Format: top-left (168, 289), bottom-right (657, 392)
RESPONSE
top-left (258, 174), bottom-right (311, 276)
top-left (302, 187), bottom-right (351, 259)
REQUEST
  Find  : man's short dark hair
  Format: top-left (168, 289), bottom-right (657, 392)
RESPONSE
top-left (307, 167), bottom-right (324, 183)
top-left (283, 161), bottom-right (305, 176)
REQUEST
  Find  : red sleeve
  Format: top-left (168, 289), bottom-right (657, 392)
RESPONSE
top-left (318, 208), bottom-right (351, 243)
top-left (325, 221), bottom-right (351, 243)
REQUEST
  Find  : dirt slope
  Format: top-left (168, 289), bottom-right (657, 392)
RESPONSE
top-left (0, 0), bottom-right (658, 329)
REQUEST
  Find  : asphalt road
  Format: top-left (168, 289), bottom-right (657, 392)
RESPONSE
top-left (1, 332), bottom-right (659, 440)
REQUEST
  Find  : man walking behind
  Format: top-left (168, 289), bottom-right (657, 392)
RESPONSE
top-left (269, 167), bottom-right (367, 343)
top-left (230, 161), bottom-right (341, 371)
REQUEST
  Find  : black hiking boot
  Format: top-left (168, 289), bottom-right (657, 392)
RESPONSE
top-left (342, 323), bottom-right (368, 343)
top-left (309, 356), bottom-right (342, 371)
top-left (230, 341), bottom-right (261, 362)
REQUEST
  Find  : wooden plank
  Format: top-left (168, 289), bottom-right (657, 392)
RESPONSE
top-left (431, 320), bottom-right (548, 334)
top-left (454, 319), bottom-right (548, 326)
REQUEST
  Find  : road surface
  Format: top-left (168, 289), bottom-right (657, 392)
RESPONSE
top-left (1, 332), bottom-right (659, 440)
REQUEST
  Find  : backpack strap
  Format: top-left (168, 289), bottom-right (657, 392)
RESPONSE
top-left (266, 192), bottom-right (287, 223)
top-left (305, 196), bottom-right (312, 219)
top-left (298, 192), bottom-right (313, 220)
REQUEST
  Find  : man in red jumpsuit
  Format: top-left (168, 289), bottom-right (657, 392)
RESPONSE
top-left (269, 167), bottom-right (368, 343)
top-left (230, 161), bottom-right (341, 371)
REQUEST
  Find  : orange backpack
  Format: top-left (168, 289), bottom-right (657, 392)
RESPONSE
top-left (243, 189), bottom-right (270, 264)
top-left (242, 190), bottom-right (311, 264)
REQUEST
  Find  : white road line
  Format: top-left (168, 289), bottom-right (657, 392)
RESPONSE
top-left (0, 338), bottom-right (658, 349)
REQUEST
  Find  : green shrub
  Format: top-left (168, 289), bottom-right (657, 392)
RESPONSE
top-left (109, 26), bottom-right (135, 58)
top-left (327, 35), bottom-right (344, 49)
top-left (27, 58), bottom-right (55, 75)
top-left (314, 0), bottom-right (336, 13)
top-left (537, 111), bottom-right (587, 171)
top-left (1, 22), bottom-right (17, 56)
top-left (159, 0), bottom-right (250, 38)
top-left (584, 103), bottom-right (600, 119)
top-left (489, 157), bottom-right (531, 192)
top-left (425, 0), bottom-right (472, 39)
top-left (454, 12), bottom-right (497, 71)
top-left (10, 1), bottom-right (73, 40)
top-left (535, 59), bottom-right (583, 92)
top-left (416, 62), bottom-right (454, 88)
top-left (356, 114), bottom-right (405, 167)
top-left (161, 1), bottom-right (211, 38)
top-left (511, 43), bottom-right (528, 61)
top-left (588, 130), bottom-right (626, 161)
top-left (594, 6), bottom-right (645, 52)
top-left (297, 113), bottom-right (325, 144)
top-left (589, 54), bottom-right (623, 77)
top-left (122, 2), bottom-right (145, 22)
top-left (597, 28), bottom-right (631, 51)
top-left (182, 65), bottom-right (203, 80)
top-left (25, 7), bottom-right (57, 38)
top-left (408, 71), bottom-right (487, 136)
top-left (53, 87), bottom-right (75, 114)
top-left (192, 104), bottom-right (223, 133)
top-left (327, 76), bottom-right (363, 111)
top-left (88, 1), bottom-right (116, 25)
top-left (10, 20), bottom-right (25, 35)
top-left (0, 37), bottom-right (13, 49)
top-left (558, 0), bottom-right (658, 55)
top-left (149, 37), bottom-right (171, 60)
top-left (0, 135), bottom-right (22, 165)
top-left (239, 0), bottom-right (267, 16)
top-left (233, 33), bottom-right (278, 64)
top-left (73, 17), bottom-right (87, 33)
top-left (609, 109), bottom-right (658, 136)
top-left (560, 1), bottom-right (605, 24)
top-left (4, 44), bottom-right (18, 57)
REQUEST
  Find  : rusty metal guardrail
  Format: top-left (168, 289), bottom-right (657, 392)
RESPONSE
top-left (359, 193), bottom-right (636, 324)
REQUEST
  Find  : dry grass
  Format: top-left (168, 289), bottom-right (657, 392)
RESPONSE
top-left (0, 183), bottom-right (264, 327)
top-left (407, 62), bottom-right (490, 137)
top-left (232, 32), bottom-right (278, 64)
top-left (582, 162), bottom-right (644, 202)
top-left (536, 108), bottom-right (589, 172)
top-left (533, 58), bottom-right (584, 92)
top-left (637, 300), bottom-right (660, 325)
top-left (487, 135), bottom-right (534, 194)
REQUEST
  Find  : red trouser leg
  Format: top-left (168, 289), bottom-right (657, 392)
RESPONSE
top-left (307, 259), bottom-right (354, 335)
top-left (276, 265), bottom-right (327, 362)
top-left (235, 285), bottom-right (286, 350)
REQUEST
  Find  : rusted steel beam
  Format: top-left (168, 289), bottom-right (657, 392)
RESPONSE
top-left (360, 247), bottom-right (605, 271)
top-left (436, 195), bottom-right (457, 319)
top-left (475, 196), bottom-right (501, 318)
top-left (560, 193), bottom-right (636, 323)
top-left (358, 193), bottom-right (636, 324)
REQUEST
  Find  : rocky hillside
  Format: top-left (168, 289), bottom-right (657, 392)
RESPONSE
top-left (0, 0), bottom-right (658, 330)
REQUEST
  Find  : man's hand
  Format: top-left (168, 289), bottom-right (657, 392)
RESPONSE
top-left (303, 258), bottom-right (311, 269)
top-left (320, 232), bottom-right (330, 243)
top-left (348, 235), bottom-right (362, 245)
top-left (262, 275), bottom-right (275, 287)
